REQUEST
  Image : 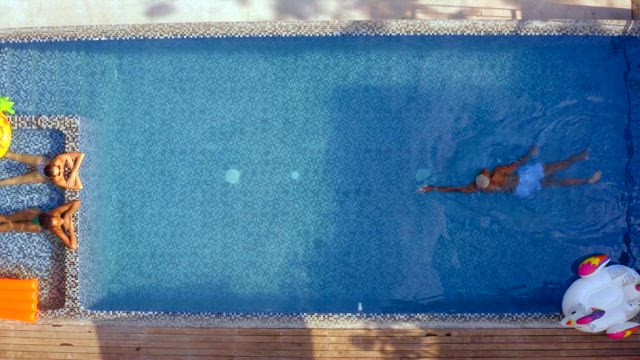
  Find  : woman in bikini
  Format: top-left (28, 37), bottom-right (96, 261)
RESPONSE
top-left (0, 200), bottom-right (81, 250)
top-left (0, 151), bottom-right (85, 190)
top-left (418, 145), bottom-right (601, 196)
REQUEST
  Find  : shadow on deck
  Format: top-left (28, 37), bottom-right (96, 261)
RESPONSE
top-left (0, 321), bottom-right (639, 359)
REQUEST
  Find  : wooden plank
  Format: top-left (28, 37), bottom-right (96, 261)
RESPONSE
top-left (1, 335), bottom-right (638, 350)
top-left (2, 354), bottom-right (640, 360)
top-left (2, 334), bottom-right (635, 348)
top-left (0, 322), bottom-right (591, 337)
top-left (0, 352), bottom-right (234, 360)
top-left (5, 321), bottom-right (624, 338)
top-left (0, 339), bottom-right (640, 354)
top-left (1, 342), bottom-right (638, 358)
top-left (0, 323), bottom-right (636, 359)
top-left (1, 331), bottom-right (632, 344)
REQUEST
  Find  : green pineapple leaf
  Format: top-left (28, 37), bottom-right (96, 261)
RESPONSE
top-left (0, 97), bottom-right (15, 115)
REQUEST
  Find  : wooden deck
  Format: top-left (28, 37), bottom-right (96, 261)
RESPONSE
top-left (0, 322), bottom-right (639, 359)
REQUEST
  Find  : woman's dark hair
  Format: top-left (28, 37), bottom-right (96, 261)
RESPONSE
top-left (43, 164), bottom-right (59, 178)
top-left (43, 164), bottom-right (58, 178)
top-left (38, 214), bottom-right (58, 230)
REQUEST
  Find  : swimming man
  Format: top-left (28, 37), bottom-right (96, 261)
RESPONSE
top-left (418, 145), bottom-right (601, 196)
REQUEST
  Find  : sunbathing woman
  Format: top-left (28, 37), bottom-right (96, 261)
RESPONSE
top-left (0, 200), bottom-right (81, 250)
top-left (418, 145), bottom-right (601, 197)
top-left (0, 151), bottom-right (85, 190)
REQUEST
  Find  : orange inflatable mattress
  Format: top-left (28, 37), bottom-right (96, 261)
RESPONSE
top-left (0, 278), bottom-right (38, 323)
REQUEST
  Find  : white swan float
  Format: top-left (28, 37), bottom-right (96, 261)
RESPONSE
top-left (561, 254), bottom-right (640, 339)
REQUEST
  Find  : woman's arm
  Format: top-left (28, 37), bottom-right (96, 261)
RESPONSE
top-left (50, 227), bottom-right (76, 250)
top-left (54, 153), bottom-right (85, 190)
top-left (48, 200), bottom-right (78, 217)
top-left (64, 153), bottom-right (85, 175)
top-left (65, 200), bottom-right (81, 216)
top-left (61, 201), bottom-right (79, 251)
top-left (66, 153), bottom-right (85, 190)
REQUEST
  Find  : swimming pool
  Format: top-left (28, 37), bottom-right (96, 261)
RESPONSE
top-left (1, 22), bottom-right (639, 319)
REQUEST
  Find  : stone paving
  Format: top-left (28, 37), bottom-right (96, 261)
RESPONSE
top-left (1, 0), bottom-right (634, 30)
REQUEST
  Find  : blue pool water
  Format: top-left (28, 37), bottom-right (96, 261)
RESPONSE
top-left (1, 36), bottom-right (639, 314)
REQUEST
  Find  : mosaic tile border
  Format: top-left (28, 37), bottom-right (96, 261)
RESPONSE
top-left (625, 38), bottom-right (640, 271)
top-left (0, 20), bottom-right (639, 44)
top-left (8, 116), bottom-right (565, 328)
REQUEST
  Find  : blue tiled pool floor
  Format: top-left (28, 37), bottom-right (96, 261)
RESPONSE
top-left (0, 35), bottom-right (638, 315)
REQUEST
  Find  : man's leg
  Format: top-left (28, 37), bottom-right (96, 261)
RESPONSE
top-left (543, 171), bottom-right (601, 187)
top-left (544, 149), bottom-right (589, 176)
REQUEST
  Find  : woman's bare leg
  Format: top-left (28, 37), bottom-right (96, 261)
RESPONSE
top-left (543, 149), bottom-right (589, 176)
top-left (543, 171), bottom-right (601, 187)
top-left (3, 151), bottom-right (47, 167)
top-left (0, 208), bottom-right (39, 223)
top-left (0, 171), bottom-right (47, 187)
top-left (0, 222), bottom-right (41, 233)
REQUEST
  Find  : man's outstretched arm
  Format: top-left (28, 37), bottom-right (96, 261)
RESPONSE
top-left (418, 183), bottom-right (477, 193)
